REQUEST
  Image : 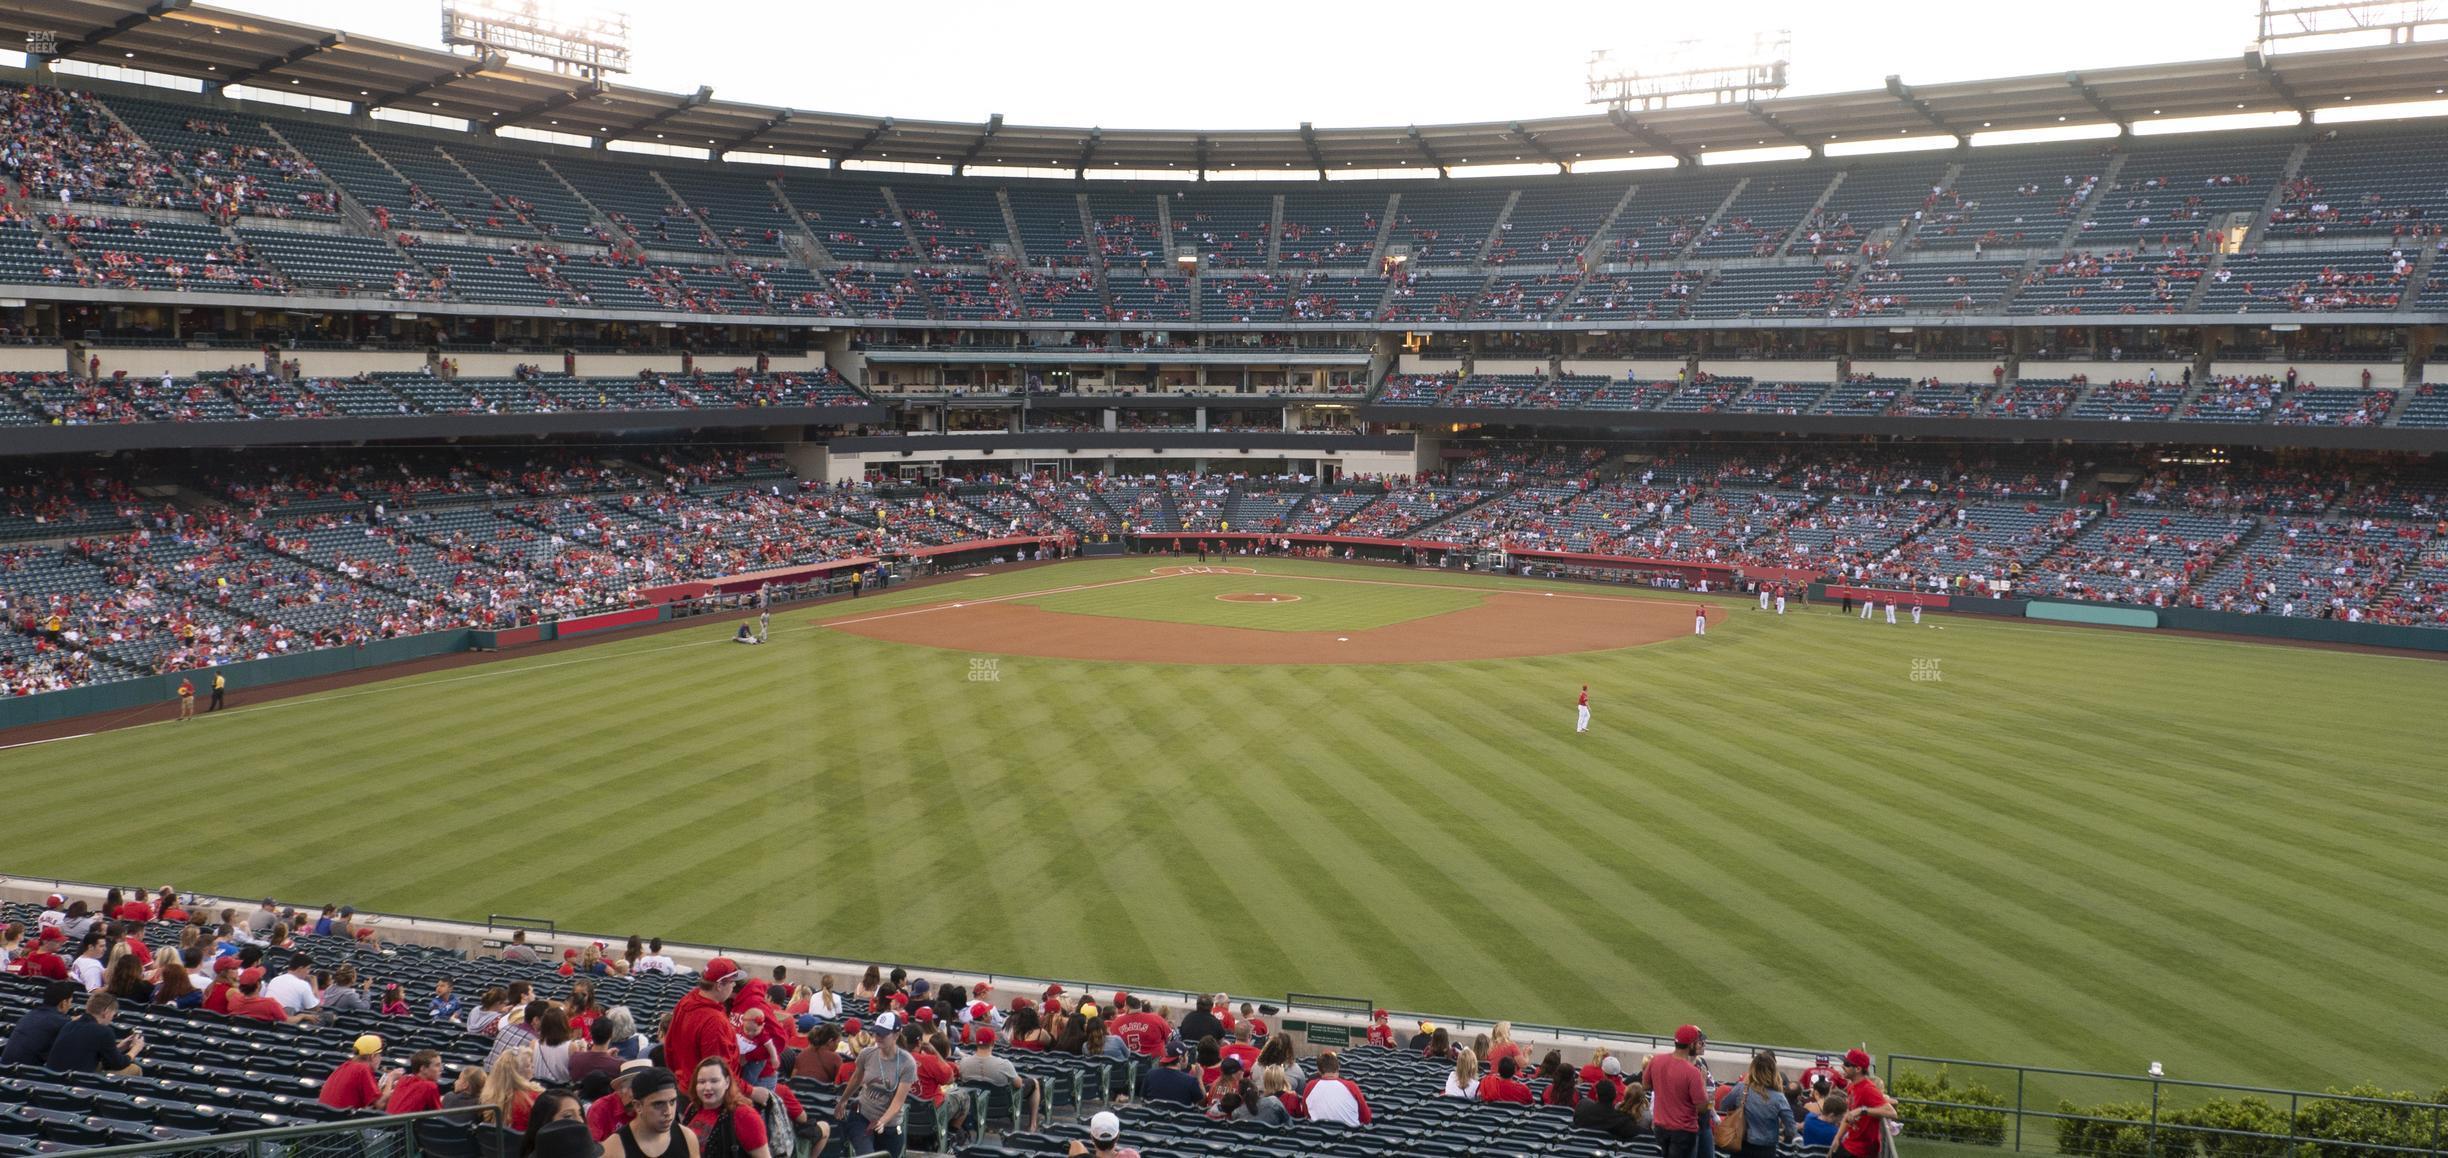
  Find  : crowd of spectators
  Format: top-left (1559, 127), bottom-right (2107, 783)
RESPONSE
top-left (0, 887), bottom-right (1912, 1158)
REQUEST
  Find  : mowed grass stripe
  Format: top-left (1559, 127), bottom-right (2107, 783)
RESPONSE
top-left (8, 559), bottom-right (2447, 1089)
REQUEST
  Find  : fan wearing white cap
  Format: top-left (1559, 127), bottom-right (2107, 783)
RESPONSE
top-left (1066, 1110), bottom-right (1139, 1157)
top-left (832, 1010), bottom-right (915, 1155)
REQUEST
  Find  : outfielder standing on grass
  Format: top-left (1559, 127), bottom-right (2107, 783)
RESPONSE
top-left (755, 585), bottom-right (771, 643)
top-left (1576, 685), bottom-right (1591, 734)
top-left (1694, 605), bottom-right (1707, 636)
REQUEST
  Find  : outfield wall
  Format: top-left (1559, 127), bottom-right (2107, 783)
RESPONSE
top-left (0, 630), bottom-right (474, 732)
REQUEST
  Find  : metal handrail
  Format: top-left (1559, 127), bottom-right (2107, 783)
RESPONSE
top-left (1887, 1053), bottom-right (2448, 1158)
top-left (1891, 1053), bottom-right (2448, 1111)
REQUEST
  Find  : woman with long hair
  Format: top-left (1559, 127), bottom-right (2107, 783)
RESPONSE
top-left (1443, 1047), bottom-right (1481, 1099)
top-left (103, 953), bottom-right (151, 1003)
top-left (807, 974), bottom-right (842, 1021)
top-left (1717, 1049), bottom-right (1796, 1158)
top-left (1086, 1016), bottom-right (1123, 1060)
top-left (1256, 1031), bottom-right (1300, 1079)
top-left (853, 966), bottom-right (881, 1003)
top-left (622, 935), bottom-right (644, 975)
top-left (1007, 1005), bottom-right (1050, 1051)
top-left (153, 949), bottom-right (202, 1008)
top-left (1485, 1021), bottom-right (1522, 1069)
top-left (683, 1056), bottom-right (771, 1158)
top-left (516, 1090), bottom-right (583, 1157)
top-left (565, 980), bottom-right (599, 1039)
top-left (1423, 1026), bottom-right (1453, 1061)
top-left (481, 1047), bottom-right (543, 1132)
top-left (531, 1006), bottom-right (574, 1083)
top-left (1543, 1058), bottom-right (1579, 1107)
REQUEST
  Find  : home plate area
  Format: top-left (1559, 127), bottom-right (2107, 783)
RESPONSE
top-left (824, 564), bottom-right (1712, 665)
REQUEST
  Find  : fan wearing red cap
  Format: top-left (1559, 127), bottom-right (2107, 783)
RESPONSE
top-left (664, 957), bottom-right (745, 1082)
top-left (957, 1026), bottom-right (1040, 1133)
top-left (199, 957), bottom-right (241, 1014)
top-left (1364, 1009), bottom-right (1394, 1049)
top-left (227, 968), bottom-right (295, 1023)
top-left (1836, 1047), bottom-right (1895, 1158)
top-left (10, 930), bottom-right (69, 981)
top-left (1640, 1025), bottom-right (1712, 1158)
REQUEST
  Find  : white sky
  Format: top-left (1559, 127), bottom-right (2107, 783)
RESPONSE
top-left (201, 0), bottom-right (2374, 130)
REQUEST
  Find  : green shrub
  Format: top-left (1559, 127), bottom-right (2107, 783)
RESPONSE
top-left (1886, 1067), bottom-right (2010, 1146)
top-left (2057, 1100), bottom-right (2165, 1158)
top-left (2056, 1086), bottom-right (2448, 1158)
top-left (2291, 1085), bottom-right (2437, 1158)
top-left (2168, 1097), bottom-right (2293, 1158)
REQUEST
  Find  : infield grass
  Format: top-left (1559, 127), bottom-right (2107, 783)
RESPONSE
top-left (6, 557), bottom-right (2445, 1092)
top-left (1019, 570), bottom-right (1484, 632)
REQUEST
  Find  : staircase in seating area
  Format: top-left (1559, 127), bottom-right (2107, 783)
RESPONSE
top-left (996, 190), bottom-right (1028, 264)
top-left (1673, 176), bottom-right (1749, 261)
top-left (766, 179), bottom-right (836, 266)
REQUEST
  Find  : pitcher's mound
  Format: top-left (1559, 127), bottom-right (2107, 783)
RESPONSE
top-left (1216, 592), bottom-right (1302, 604)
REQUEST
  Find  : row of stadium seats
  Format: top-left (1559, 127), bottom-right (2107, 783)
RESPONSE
top-left (1363, 371), bottom-right (2426, 425)
top-left (0, 367), bottom-right (863, 426)
top-left (12, 80), bottom-right (2448, 325)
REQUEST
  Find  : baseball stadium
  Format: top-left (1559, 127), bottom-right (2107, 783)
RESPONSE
top-left (0, 1), bottom-right (2444, 1156)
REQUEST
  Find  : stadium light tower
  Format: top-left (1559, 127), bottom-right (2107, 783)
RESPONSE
top-left (2255, 0), bottom-right (2448, 53)
top-left (441, 0), bottom-right (631, 88)
top-left (1585, 30), bottom-right (1791, 112)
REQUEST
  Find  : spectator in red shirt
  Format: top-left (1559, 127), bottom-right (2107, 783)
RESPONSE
top-left (385, 1051), bottom-right (445, 1115)
top-left (226, 969), bottom-right (295, 1023)
top-left (912, 1030), bottom-right (970, 1139)
top-left (483, 1047), bottom-right (544, 1132)
top-left (684, 1056), bottom-right (772, 1158)
top-left (113, 895), bottom-right (154, 923)
top-left (13, 929), bottom-right (68, 980)
top-left (201, 958), bottom-right (239, 1014)
top-left (1363, 1008), bottom-right (1393, 1048)
top-left (1837, 1048), bottom-right (1897, 1158)
top-left (1642, 1025), bottom-right (1714, 1158)
top-left (1478, 1055), bottom-right (1535, 1104)
top-left (1111, 999), bottom-right (1171, 1060)
top-left (664, 957), bottom-right (744, 1082)
top-left (1485, 1021), bottom-right (1524, 1070)
top-left (318, 1034), bottom-right (389, 1110)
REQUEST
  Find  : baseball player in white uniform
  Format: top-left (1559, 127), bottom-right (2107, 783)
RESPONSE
top-left (1694, 605), bottom-right (1707, 635)
top-left (1860, 596), bottom-right (1876, 620)
top-left (755, 585), bottom-right (772, 642)
top-left (1575, 685), bottom-right (1591, 733)
top-left (1911, 603), bottom-right (1923, 625)
top-left (1885, 601), bottom-right (1898, 624)
top-left (1759, 586), bottom-right (1771, 611)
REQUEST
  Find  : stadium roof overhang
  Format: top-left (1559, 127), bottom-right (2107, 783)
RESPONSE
top-left (9, 0), bottom-right (2448, 172)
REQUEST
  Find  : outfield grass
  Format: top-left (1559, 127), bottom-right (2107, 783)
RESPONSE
top-left (8, 557), bottom-right (2446, 1092)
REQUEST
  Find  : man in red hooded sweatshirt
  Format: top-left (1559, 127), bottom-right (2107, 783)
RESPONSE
top-left (663, 957), bottom-right (743, 1080)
